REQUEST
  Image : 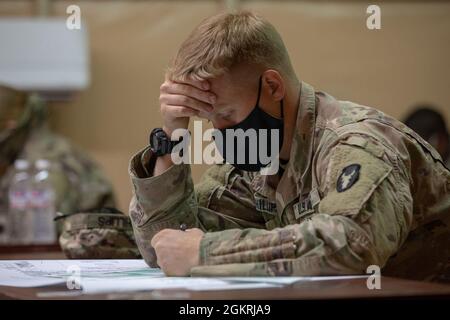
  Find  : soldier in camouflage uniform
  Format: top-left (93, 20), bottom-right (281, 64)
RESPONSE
top-left (129, 12), bottom-right (450, 281)
top-left (0, 85), bottom-right (118, 249)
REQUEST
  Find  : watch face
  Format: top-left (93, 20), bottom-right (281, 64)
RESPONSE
top-left (151, 132), bottom-right (160, 150)
top-left (150, 129), bottom-right (168, 155)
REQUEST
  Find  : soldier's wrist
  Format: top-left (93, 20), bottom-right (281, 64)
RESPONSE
top-left (198, 232), bottom-right (216, 265)
top-left (162, 125), bottom-right (175, 138)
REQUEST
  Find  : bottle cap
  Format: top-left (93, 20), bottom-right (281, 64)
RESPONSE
top-left (14, 159), bottom-right (29, 170)
top-left (35, 159), bottom-right (50, 170)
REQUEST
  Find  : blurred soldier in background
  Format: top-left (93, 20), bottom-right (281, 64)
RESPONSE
top-left (0, 85), bottom-right (116, 241)
top-left (404, 106), bottom-right (450, 168)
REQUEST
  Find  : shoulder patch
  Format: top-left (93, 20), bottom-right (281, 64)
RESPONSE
top-left (336, 164), bottom-right (360, 192)
top-left (319, 143), bottom-right (392, 218)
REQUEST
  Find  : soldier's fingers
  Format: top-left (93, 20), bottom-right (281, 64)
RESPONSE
top-left (161, 81), bottom-right (216, 105)
top-left (162, 94), bottom-right (213, 113)
top-left (163, 73), bottom-right (208, 89)
top-left (181, 78), bottom-right (210, 91)
top-left (150, 235), bottom-right (159, 248)
top-left (196, 109), bottom-right (214, 121)
top-left (163, 105), bottom-right (199, 118)
top-left (151, 229), bottom-right (170, 247)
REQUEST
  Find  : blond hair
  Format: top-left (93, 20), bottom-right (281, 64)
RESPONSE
top-left (167, 11), bottom-right (296, 82)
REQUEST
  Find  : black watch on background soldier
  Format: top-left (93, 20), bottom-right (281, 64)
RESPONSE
top-left (149, 128), bottom-right (182, 156)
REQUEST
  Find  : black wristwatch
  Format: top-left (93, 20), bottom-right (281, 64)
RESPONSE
top-left (149, 128), bottom-right (181, 156)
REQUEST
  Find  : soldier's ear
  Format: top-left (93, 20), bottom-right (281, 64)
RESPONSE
top-left (262, 70), bottom-right (285, 102)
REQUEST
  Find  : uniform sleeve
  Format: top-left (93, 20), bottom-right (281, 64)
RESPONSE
top-left (128, 146), bottom-right (199, 267)
top-left (190, 136), bottom-right (413, 276)
top-left (129, 146), bottom-right (266, 268)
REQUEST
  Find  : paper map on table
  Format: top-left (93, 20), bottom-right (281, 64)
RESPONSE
top-left (0, 260), bottom-right (157, 288)
top-left (0, 260), bottom-right (367, 294)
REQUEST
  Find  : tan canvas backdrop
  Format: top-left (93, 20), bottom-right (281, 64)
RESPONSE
top-left (1, 1), bottom-right (449, 212)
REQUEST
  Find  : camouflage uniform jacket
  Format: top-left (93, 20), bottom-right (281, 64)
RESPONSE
top-left (129, 82), bottom-right (450, 281)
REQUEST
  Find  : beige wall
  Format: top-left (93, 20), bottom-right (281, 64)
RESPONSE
top-left (1, 1), bottom-right (450, 212)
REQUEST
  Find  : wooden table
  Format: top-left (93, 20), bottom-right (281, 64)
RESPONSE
top-left (0, 276), bottom-right (449, 300)
top-left (0, 246), bottom-right (448, 300)
top-left (0, 244), bottom-right (65, 260)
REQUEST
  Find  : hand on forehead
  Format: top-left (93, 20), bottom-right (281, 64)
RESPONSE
top-left (169, 76), bottom-right (218, 120)
top-left (169, 70), bottom-right (257, 125)
top-left (173, 76), bottom-right (210, 91)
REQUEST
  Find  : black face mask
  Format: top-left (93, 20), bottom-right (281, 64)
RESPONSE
top-left (214, 77), bottom-right (284, 172)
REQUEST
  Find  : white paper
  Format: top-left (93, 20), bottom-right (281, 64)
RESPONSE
top-left (0, 259), bottom-right (158, 287)
top-left (0, 260), bottom-right (368, 294)
top-left (81, 277), bottom-right (278, 294)
top-left (221, 275), bottom-right (368, 284)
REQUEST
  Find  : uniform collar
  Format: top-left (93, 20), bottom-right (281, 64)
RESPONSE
top-left (252, 81), bottom-right (317, 210)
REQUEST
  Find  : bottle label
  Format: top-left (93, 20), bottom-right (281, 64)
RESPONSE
top-left (9, 191), bottom-right (28, 209)
top-left (29, 190), bottom-right (55, 208)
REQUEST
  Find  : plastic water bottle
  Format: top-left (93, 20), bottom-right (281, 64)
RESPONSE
top-left (30, 159), bottom-right (56, 244)
top-left (8, 159), bottom-right (33, 244)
